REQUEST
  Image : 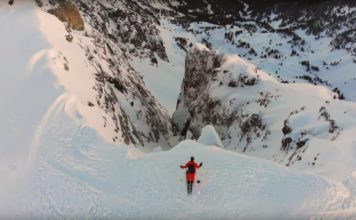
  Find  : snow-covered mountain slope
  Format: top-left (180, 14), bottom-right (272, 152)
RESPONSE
top-left (33, 0), bottom-right (356, 117)
top-left (22, 0), bottom-right (355, 118)
top-left (0, 0), bottom-right (173, 152)
top-left (94, 0), bottom-right (356, 116)
top-left (3, 121), bottom-right (356, 219)
top-left (1, 1), bottom-right (356, 219)
top-left (173, 44), bottom-right (356, 181)
top-left (146, 0), bottom-right (356, 110)
top-left (43, 0), bottom-right (174, 148)
top-left (51, 0), bottom-right (188, 115)
top-left (44, 0), bottom-right (182, 115)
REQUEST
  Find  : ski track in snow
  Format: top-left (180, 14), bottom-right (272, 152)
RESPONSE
top-left (24, 94), bottom-right (68, 176)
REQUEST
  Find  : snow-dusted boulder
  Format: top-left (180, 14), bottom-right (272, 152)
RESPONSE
top-left (198, 125), bottom-right (224, 148)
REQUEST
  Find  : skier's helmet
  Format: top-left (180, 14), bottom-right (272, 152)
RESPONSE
top-left (190, 156), bottom-right (194, 161)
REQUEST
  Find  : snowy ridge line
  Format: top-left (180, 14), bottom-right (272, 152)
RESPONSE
top-left (2, 122), bottom-right (355, 219)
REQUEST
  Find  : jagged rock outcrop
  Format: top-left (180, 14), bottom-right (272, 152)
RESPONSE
top-left (173, 44), bottom-right (356, 168)
top-left (35, 0), bottom-right (175, 62)
top-left (172, 44), bottom-right (223, 136)
top-left (173, 44), bottom-right (267, 153)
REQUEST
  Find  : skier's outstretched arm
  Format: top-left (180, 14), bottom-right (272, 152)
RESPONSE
top-left (180, 162), bottom-right (189, 169)
top-left (195, 162), bottom-right (203, 168)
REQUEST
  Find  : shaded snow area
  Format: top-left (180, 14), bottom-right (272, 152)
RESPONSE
top-left (129, 19), bottom-right (195, 115)
top-left (1, 1), bottom-right (356, 220)
top-left (0, 1), bottom-right (62, 180)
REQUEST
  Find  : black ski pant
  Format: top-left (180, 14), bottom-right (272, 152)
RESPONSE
top-left (187, 181), bottom-right (193, 195)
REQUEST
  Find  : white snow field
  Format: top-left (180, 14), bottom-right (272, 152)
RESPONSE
top-left (1, 1), bottom-right (356, 219)
top-left (4, 118), bottom-right (356, 219)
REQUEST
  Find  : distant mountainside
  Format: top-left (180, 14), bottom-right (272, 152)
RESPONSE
top-left (5, 0), bottom-right (355, 158)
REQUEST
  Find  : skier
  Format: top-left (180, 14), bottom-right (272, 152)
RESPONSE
top-left (180, 156), bottom-right (203, 195)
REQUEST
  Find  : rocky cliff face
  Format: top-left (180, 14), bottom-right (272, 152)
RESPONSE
top-left (28, 0), bottom-right (356, 153)
top-left (173, 45), bottom-right (267, 151)
top-left (173, 44), bottom-right (356, 168)
top-left (38, 0), bottom-right (173, 62)
top-left (33, 0), bottom-right (173, 149)
top-left (172, 45), bottom-right (224, 137)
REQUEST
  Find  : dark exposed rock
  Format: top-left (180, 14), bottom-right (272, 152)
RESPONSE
top-left (296, 139), bottom-right (308, 149)
top-left (333, 87), bottom-right (346, 100)
top-left (63, 63), bottom-right (69, 71)
top-left (67, 0), bottom-right (169, 64)
top-left (228, 81), bottom-right (238, 88)
top-left (65, 34), bottom-right (73, 42)
top-left (281, 137), bottom-right (292, 151)
top-left (282, 124), bottom-right (292, 135)
top-left (319, 106), bottom-right (342, 140)
top-left (35, 0), bottom-right (43, 7)
top-left (173, 45), bottom-right (267, 152)
top-left (175, 37), bottom-right (189, 52)
top-left (240, 114), bottom-right (263, 134)
top-left (301, 61), bottom-right (310, 71)
top-left (48, 1), bottom-right (85, 31)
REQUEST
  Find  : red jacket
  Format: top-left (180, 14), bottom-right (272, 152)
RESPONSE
top-left (181, 161), bottom-right (201, 173)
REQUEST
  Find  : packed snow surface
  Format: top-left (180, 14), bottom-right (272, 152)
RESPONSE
top-left (3, 114), bottom-right (356, 219)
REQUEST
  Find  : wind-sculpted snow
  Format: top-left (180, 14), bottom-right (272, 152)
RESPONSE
top-left (3, 104), bottom-right (355, 218)
top-left (198, 125), bottom-right (224, 148)
top-left (174, 44), bottom-right (356, 181)
top-left (0, 0), bottom-right (61, 179)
